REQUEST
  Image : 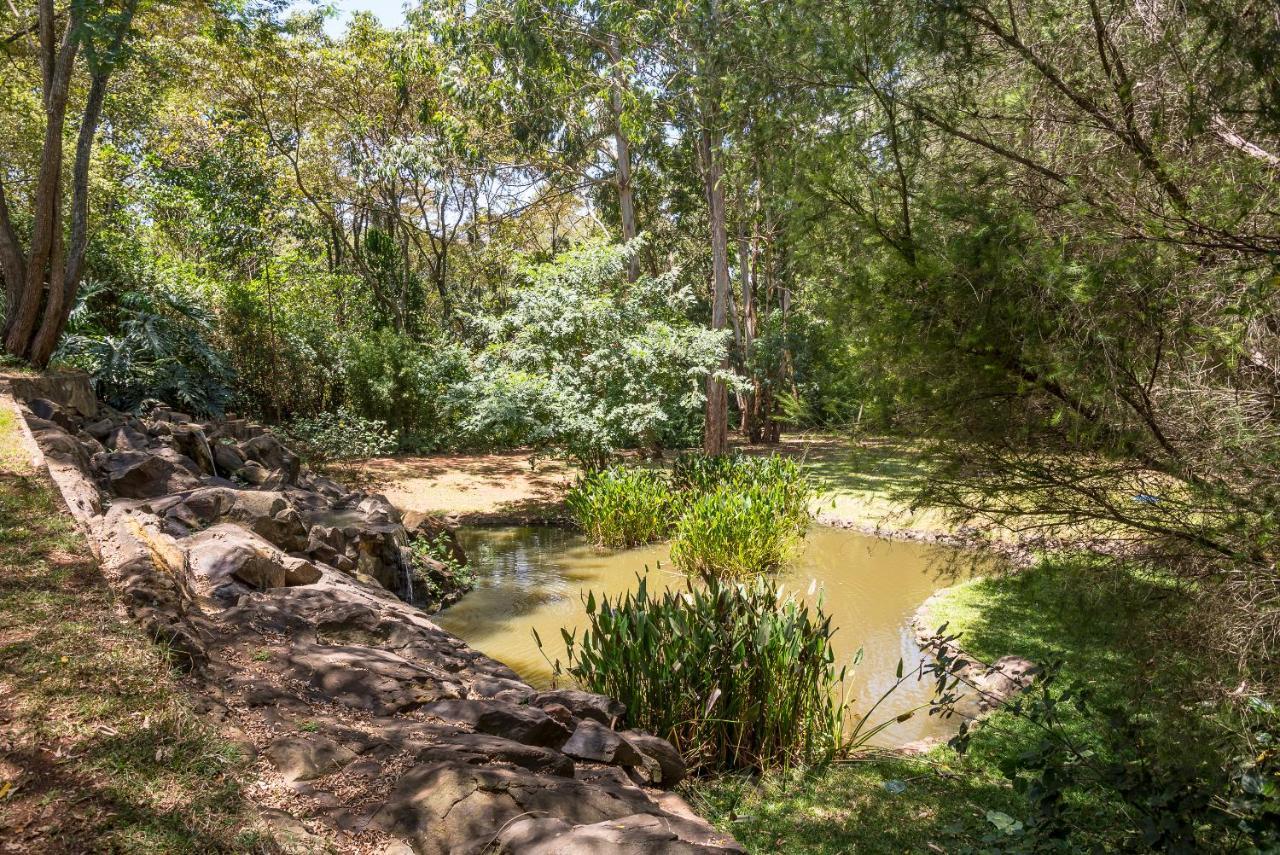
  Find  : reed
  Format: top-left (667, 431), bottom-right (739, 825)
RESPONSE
top-left (544, 574), bottom-right (847, 774)
top-left (565, 466), bottom-right (676, 547)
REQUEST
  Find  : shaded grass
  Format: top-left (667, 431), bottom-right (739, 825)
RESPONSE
top-left (689, 554), bottom-right (1214, 853)
top-left (0, 417), bottom-right (270, 852)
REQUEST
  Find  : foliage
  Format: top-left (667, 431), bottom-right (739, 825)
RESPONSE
top-left (544, 574), bottom-right (846, 774)
top-left (462, 241), bottom-right (729, 467)
top-left (58, 283), bottom-right (234, 417)
top-left (341, 328), bottom-right (471, 451)
top-left (669, 454), bottom-right (816, 578)
top-left (565, 466), bottom-right (677, 548)
top-left (407, 532), bottom-right (477, 608)
top-left (669, 482), bottom-right (809, 579)
top-left (280, 409), bottom-right (396, 462)
top-left (941, 659), bottom-right (1280, 852)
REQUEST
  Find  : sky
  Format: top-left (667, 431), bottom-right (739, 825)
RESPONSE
top-left (293, 1), bottom-right (408, 38)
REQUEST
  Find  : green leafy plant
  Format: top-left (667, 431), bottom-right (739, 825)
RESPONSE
top-left (542, 574), bottom-right (847, 774)
top-left (58, 283), bottom-right (234, 417)
top-left (407, 532), bottom-right (476, 608)
top-left (281, 409), bottom-right (397, 462)
top-left (668, 454), bottom-right (815, 578)
top-left (461, 240), bottom-right (730, 467)
top-left (565, 466), bottom-right (677, 547)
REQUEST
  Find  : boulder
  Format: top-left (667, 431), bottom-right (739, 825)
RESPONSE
top-left (263, 735), bottom-right (357, 783)
top-left (492, 813), bottom-right (745, 855)
top-left (560, 719), bottom-right (644, 767)
top-left (84, 416), bottom-right (118, 441)
top-left (369, 762), bottom-right (668, 855)
top-left (421, 698), bottom-right (572, 748)
top-left (108, 424), bottom-right (150, 452)
top-left (287, 643), bottom-right (463, 715)
top-left (414, 731), bottom-right (574, 778)
top-left (534, 689), bottom-right (626, 726)
top-left (402, 511), bottom-right (467, 566)
top-left (103, 451), bottom-right (198, 498)
top-left (26, 398), bottom-right (79, 432)
top-left (621, 731), bottom-right (687, 786)
top-left (185, 524), bottom-right (321, 591)
top-left (240, 433), bottom-right (299, 483)
top-left (212, 442), bottom-right (246, 476)
top-left (7, 370), bottom-right (97, 417)
top-left (168, 423), bottom-right (216, 475)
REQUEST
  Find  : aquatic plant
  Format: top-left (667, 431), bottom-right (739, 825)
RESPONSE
top-left (544, 574), bottom-right (846, 773)
top-left (565, 466), bottom-right (677, 548)
top-left (669, 454), bottom-right (815, 577)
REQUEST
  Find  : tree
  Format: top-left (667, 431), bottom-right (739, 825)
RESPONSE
top-left (1, 0), bottom-right (141, 366)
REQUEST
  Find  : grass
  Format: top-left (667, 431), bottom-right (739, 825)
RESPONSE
top-left (688, 554), bottom-right (1216, 853)
top-left (0, 404), bottom-right (270, 852)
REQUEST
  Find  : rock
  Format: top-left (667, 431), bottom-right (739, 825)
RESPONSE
top-left (26, 398), bottom-right (79, 432)
top-left (974, 655), bottom-right (1037, 710)
top-left (422, 698), bottom-right (572, 748)
top-left (264, 735), bottom-right (357, 782)
top-left (415, 731), bottom-right (574, 777)
top-left (258, 808), bottom-right (326, 855)
top-left (103, 451), bottom-right (198, 498)
top-left (622, 731), bottom-right (687, 786)
top-left (108, 424), bottom-right (150, 452)
top-left (33, 430), bottom-right (90, 470)
top-left (168, 423), bottom-right (215, 475)
top-left (84, 417), bottom-right (118, 441)
top-left (535, 688), bottom-right (626, 726)
top-left (173, 488), bottom-right (308, 551)
top-left (561, 719), bottom-right (644, 767)
top-left (240, 433), bottom-right (299, 483)
top-left (237, 460), bottom-right (271, 485)
top-left (185, 524), bottom-right (320, 591)
top-left (288, 643), bottom-right (463, 715)
top-left (369, 762), bottom-right (667, 855)
top-left (8, 369), bottom-right (97, 417)
top-left (212, 442), bottom-right (246, 475)
top-left (402, 511), bottom-right (467, 566)
top-left (492, 813), bottom-right (745, 854)
top-left (468, 676), bottom-right (537, 705)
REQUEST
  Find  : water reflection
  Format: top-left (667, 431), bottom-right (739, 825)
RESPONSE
top-left (437, 525), bottom-right (974, 746)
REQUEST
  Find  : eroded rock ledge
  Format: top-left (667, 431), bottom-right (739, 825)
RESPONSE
top-left (12, 382), bottom-right (740, 854)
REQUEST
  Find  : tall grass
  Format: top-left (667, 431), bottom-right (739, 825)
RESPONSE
top-left (545, 574), bottom-right (846, 773)
top-left (565, 466), bottom-right (676, 547)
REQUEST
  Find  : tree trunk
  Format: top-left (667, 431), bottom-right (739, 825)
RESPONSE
top-left (700, 126), bottom-right (731, 455)
top-left (2, 0), bottom-right (136, 367)
top-left (606, 38), bottom-right (639, 282)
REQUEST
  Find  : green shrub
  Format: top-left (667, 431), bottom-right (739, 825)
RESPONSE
top-left (668, 454), bottom-right (815, 577)
top-left (280, 409), bottom-right (397, 461)
top-left (546, 574), bottom-right (847, 774)
top-left (566, 466), bottom-right (677, 548)
top-left (669, 482), bottom-right (809, 577)
top-left (59, 284), bottom-right (234, 417)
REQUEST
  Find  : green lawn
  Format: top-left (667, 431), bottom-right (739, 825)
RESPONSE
top-left (687, 553), bottom-right (1220, 853)
top-left (0, 404), bottom-right (270, 852)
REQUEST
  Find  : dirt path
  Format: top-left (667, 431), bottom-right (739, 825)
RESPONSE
top-left (339, 450), bottom-right (580, 523)
top-left (337, 434), bottom-right (950, 533)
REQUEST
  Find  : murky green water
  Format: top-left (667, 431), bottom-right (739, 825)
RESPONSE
top-left (436, 525), bottom-right (971, 746)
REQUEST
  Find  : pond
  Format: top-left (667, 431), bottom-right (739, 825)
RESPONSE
top-left (435, 525), bottom-right (973, 747)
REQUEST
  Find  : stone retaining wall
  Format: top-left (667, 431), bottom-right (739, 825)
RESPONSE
top-left (4, 373), bottom-right (740, 855)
